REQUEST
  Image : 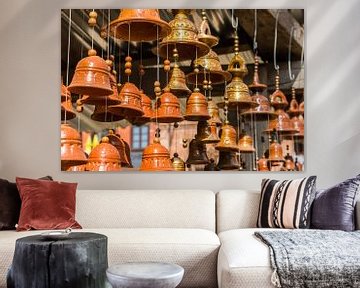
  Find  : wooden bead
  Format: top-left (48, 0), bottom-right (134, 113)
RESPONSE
top-left (125, 68), bottom-right (132, 75)
top-left (139, 69), bottom-right (145, 76)
top-left (154, 81), bottom-right (160, 87)
top-left (110, 55), bottom-right (115, 61)
top-left (89, 11), bottom-right (97, 18)
top-left (164, 59), bottom-right (170, 65)
top-left (139, 64), bottom-right (144, 70)
top-left (88, 18), bottom-right (97, 27)
top-left (106, 59), bottom-right (113, 67)
top-left (88, 49), bottom-right (97, 56)
top-left (100, 30), bottom-right (107, 39)
top-left (174, 122), bottom-right (179, 128)
top-left (154, 86), bottom-right (162, 93)
top-left (125, 56), bottom-right (132, 62)
top-left (194, 68), bottom-right (199, 74)
top-left (125, 62), bottom-right (132, 69)
top-left (76, 99), bottom-right (82, 106)
top-left (203, 80), bottom-right (208, 85)
top-left (76, 105), bottom-right (83, 112)
top-left (164, 65), bottom-right (170, 72)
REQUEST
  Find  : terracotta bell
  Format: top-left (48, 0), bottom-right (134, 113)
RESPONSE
top-left (197, 10), bottom-right (219, 48)
top-left (221, 53), bottom-right (255, 109)
top-left (61, 81), bottom-right (70, 101)
top-left (171, 153), bottom-right (185, 171)
top-left (158, 10), bottom-right (210, 60)
top-left (265, 109), bottom-right (298, 134)
top-left (186, 49), bottom-right (232, 85)
top-left (258, 157), bottom-right (269, 171)
top-left (186, 137), bottom-right (209, 165)
top-left (165, 64), bottom-right (191, 97)
top-left (196, 121), bottom-right (220, 144)
top-left (207, 99), bottom-right (222, 126)
top-left (204, 159), bottom-right (220, 171)
top-left (270, 73), bottom-right (288, 110)
top-left (299, 101), bottom-right (304, 115)
top-left (242, 56), bottom-right (276, 119)
top-left (285, 153), bottom-right (295, 171)
top-left (108, 82), bottom-right (144, 118)
top-left (60, 124), bottom-right (87, 170)
top-left (292, 116), bottom-right (304, 138)
top-left (140, 138), bottom-right (173, 171)
top-left (268, 136), bottom-right (285, 162)
top-left (61, 85), bottom-right (76, 121)
top-left (217, 151), bottom-right (240, 170)
top-left (129, 90), bottom-right (154, 126)
top-left (288, 88), bottom-right (300, 117)
top-left (238, 133), bottom-right (256, 153)
top-left (66, 164), bottom-right (86, 172)
top-left (68, 49), bottom-right (112, 97)
top-left (86, 137), bottom-right (121, 171)
top-left (110, 9), bottom-right (171, 42)
top-left (215, 123), bottom-right (239, 152)
top-left (154, 89), bottom-right (184, 123)
top-left (106, 130), bottom-right (133, 168)
top-left (184, 88), bottom-right (210, 121)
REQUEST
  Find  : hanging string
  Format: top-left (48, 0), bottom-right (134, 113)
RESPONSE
top-left (139, 41), bottom-right (143, 90)
top-left (155, 25), bottom-right (160, 134)
top-left (101, 9), bottom-right (105, 58)
top-left (127, 23), bottom-right (131, 82)
top-left (288, 26), bottom-right (295, 80)
top-left (91, 9), bottom-right (95, 49)
top-left (107, 9), bottom-right (110, 60)
top-left (66, 9), bottom-right (72, 87)
top-left (253, 9), bottom-right (258, 53)
top-left (237, 105), bottom-right (241, 168)
top-left (273, 10), bottom-right (280, 71)
top-left (195, 48), bottom-right (198, 89)
top-left (81, 11), bottom-right (84, 58)
top-left (166, 43), bottom-right (169, 84)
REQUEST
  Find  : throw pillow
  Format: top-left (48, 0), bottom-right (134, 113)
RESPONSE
top-left (0, 176), bottom-right (52, 230)
top-left (311, 174), bottom-right (360, 231)
top-left (16, 177), bottom-right (82, 231)
top-left (257, 176), bottom-right (317, 229)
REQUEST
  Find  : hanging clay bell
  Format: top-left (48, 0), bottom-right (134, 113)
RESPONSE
top-left (158, 10), bottom-right (210, 60)
top-left (61, 124), bottom-right (88, 170)
top-left (217, 151), bottom-right (240, 170)
top-left (292, 116), bottom-right (304, 138)
top-left (299, 101), bottom-right (304, 115)
top-left (264, 109), bottom-right (298, 134)
top-left (288, 88), bottom-right (300, 117)
top-left (184, 88), bottom-right (210, 121)
top-left (154, 89), bottom-right (184, 123)
top-left (204, 159), bottom-right (220, 171)
top-left (242, 56), bottom-right (276, 119)
top-left (171, 153), bottom-right (185, 171)
top-left (106, 130), bottom-right (133, 168)
top-left (197, 10), bottom-right (218, 48)
top-left (186, 49), bottom-right (232, 85)
top-left (61, 93), bottom-right (76, 121)
top-left (196, 121), bottom-right (220, 144)
top-left (61, 81), bottom-right (70, 101)
top-left (68, 49), bottom-right (112, 97)
top-left (129, 90), bottom-right (154, 126)
top-left (165, 64), bottom-right (192, 97)
top-left (270, 73), bottom-right (288, 110)
top-left (186, 137), bottom-right (209, 165)
top-left (86, 137), bottom-right (121, 171)
top-left (215, 123), bottom-right (239, 152)
top-left (108, 82), bottom-right (144, 118)
top-left (268, 141), bottom-right (285, 162)
top-left (258, 157), bottom-right (269, 171)
top-left (238, 133), bottom-right (256, 153)
top-left (207, 99), bottom-right (222, 126)
top-left (285, 153), bottom-right (295, 171)
top-left (140, 138), bottom-right (173, 171)
top-left (110, 9), bottom-right (171, 41)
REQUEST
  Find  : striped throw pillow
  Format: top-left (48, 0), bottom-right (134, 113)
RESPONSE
top-left (257, 176), bottom-right (317, 229)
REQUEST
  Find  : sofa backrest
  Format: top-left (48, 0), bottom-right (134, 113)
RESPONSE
top-left (216, 190), bottom-right (260, 233)
top-left (76, 190), bottom-right (216, 231)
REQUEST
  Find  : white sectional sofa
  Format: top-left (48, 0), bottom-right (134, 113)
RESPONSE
top-left (0, 189), bottom-right (359, 288)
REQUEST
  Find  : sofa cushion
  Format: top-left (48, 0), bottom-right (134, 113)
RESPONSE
top-left (0, 228), bottom-right (220, 288)
top-left (218, 228), bottom-right (277, 288)
top-left (16, 177), bottom-right (81, 231)
top-left (257, 177), bottom-right (317, 229)
top-left (76, 190), bottom-right (216, 231)
top-left (311, 174), bottom-right (360, 231)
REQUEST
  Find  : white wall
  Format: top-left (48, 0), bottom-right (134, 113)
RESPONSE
top-left (0, 0), bottom-right (359, 191)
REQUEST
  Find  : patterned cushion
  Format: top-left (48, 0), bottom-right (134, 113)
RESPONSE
top-left (257, 177), bottom-right (317, 229)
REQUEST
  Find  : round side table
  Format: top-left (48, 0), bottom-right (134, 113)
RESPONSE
top-left (106, 262), bottom-right (184, 288)
top-left (7, 232), bottom-right (108, 288)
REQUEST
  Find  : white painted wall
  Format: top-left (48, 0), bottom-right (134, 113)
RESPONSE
top-left (0, 0), bottom-right (359, 191)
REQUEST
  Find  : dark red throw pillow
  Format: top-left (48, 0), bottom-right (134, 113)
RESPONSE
top-left (16, 177), bottom-right (82, 231)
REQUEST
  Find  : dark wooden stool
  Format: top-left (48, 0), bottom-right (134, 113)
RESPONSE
top-left (7, 232), bottom-right (108, 288)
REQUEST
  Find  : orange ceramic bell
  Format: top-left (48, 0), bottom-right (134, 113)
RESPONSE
top-left (265, 109), bottom-right (298, 134)
top-left (129, 90), bottom-right (154, 126)
top-left (184, 88), bottom-right (210, 121)
top-left (288, 88), bottom-right (300, 117)
top-left (197, 10), bottom-right (219, 48)
top-left (299, 101), bottom-right (304, 115)
top-left (108, 82), bottom-right (144, 118)
top-left (186, 137), bottom-right (209, 165)
top-left (217, 151), bottom-right (240, 170)
top-left (186, 49), bottom-right (232, 85)
top-left (66, 164), bottom-right (86, 172)
top-left (238, 133), bottom-right (256, 153)
top-left (60, 124), bottom-right (87, 170)
top-left (158, 10), bottom-right (210, 60)
top-left (86, 137), bottom-right (121, 171)
top-left (268, 135), bottom-right (285, 162)
top-left (270, 73), bottom-right (288, 109)
top-left (207, 99), bottom-right (222, 126)
top-left (91, 105), bottom-right (124, 122)
top-left (61, 95), bottom-right (76, 121)
top-left (242, 56), bottom-right (276, 118)
top-left (106, 130), bottom-right (133, 168)
top-left (68, 49), bottom-right (112, 97)
top-left (153, 89), bottom-right (184, 123)
top-left (165, 64), bottom-right (192, 97)
top-left (171, 153), bottom-right (185, 171)
top-left (196, 121), bottom-right (220, 144)
top-left (215, 122), bottom-right (239, 152)
top-left (258, 157), bottom-right (269, 171)
top-left (61, 82), bottom-right (70, 101)
top-left (292, 115), bottom-right (304, 138)
top-left (110, 9), bottom-right (171, 41)
top-left (140, 138), bottom-right (173, 171)
top-left (285, 153), bottom-right (295, 171)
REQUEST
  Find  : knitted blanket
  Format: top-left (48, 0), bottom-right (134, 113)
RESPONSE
top-left (255, 230), bottom-right (360, 288)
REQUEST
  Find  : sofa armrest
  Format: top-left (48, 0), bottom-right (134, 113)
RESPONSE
top-left (356, 200), bottom-right (360, 230)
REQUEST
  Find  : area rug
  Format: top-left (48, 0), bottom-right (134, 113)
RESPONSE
top-left (255, 230), bottom-right (360, 288)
